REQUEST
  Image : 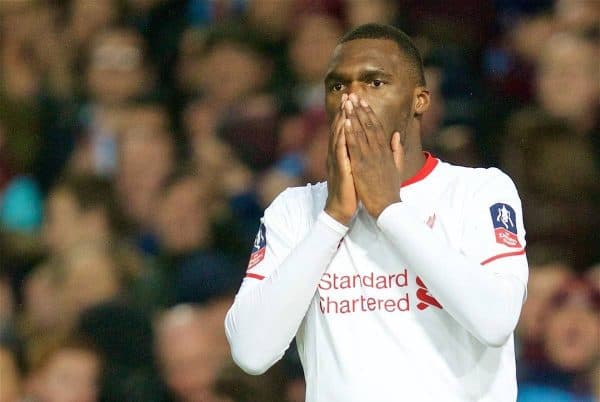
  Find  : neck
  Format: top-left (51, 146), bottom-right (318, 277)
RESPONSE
top-left (400, 132), bottom-right (426, 183)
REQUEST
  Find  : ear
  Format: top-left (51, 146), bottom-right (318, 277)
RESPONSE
top-left (413, 87), bottom-right (430, 116)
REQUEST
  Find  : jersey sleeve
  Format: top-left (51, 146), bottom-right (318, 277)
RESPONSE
top-left (243, 190), bottom-right (304, 282)
top-left (225, 185), bottom-right (348, 374)
top-left (460, 168), bottom-right (528, 286)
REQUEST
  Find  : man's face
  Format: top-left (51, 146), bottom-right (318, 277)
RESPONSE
top-left (86, 30), bottom-right (148, 103)
top-left (155, 177), bottom-right (211, 253)
top-left (156, 317), bottom-right (230, 402)
top-left (537, 36), bottom-right (599, 120)
top-left (325, 39), bottom-right (415, 141)
top-left (40, 349), bottom-right (100, 402)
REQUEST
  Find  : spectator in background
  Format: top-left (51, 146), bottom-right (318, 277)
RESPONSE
top-left (39, 174), bottom-right (160, 312)
top-left (77, 301), bottom-right (166, 402)
top-left (177, 26), bottom-right (272, 113)
top-left (518, 280), bottom-right (599, 402)
top-left (19, 242), bottom-right (126, 372)
top-left (535, 32), bottom-right (599, 136)
top-left (154, 169), bottom-right (241, 305)
top-left (65, 0), bottom-right (120, 58)
top-left (516, 260), bottom-right (574, 361)
top-left (180, 95), bottom-right (261, 263)
top-left (181, 96), bottom-right (254, 201)
top-left (155, 300), bottom-right (234, 402)
top-left (25, 336), bottom-right (102, 402)
top-left (502, 32), bottom-right (599, 269)
top-left (73, 26), bottom-right (155, 177)
top-left (239, 0), bottom-right (297, 113)
top-left (0, 1), bottom-right (52, 103)
top-left (55, 243), bottom-right (125, 322)
top-left (42, 175), bottom-right (120, 255)
top-left (502, 112), bottom-right (599, 269)
top-left (115, 103), bottom-right (175, 252)
top-left (31, 0), bottom-right (120, 191)
top-left (287, 13), bottom-right (343, 111)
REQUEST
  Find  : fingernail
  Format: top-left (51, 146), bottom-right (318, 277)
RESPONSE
top-left (359, 99), bottom-right (368, 108)
top-left (349, 93), bottom-right (358, 105)
top-left (341, 93), bottom-right (348, 102)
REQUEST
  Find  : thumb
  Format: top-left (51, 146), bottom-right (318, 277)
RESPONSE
top-left (391, 131), bottom-right (404, 170)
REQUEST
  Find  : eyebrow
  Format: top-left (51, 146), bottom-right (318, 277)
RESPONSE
top-left (324, 71), bottom-right (346, 84)
top-left (359, 69), bottom-right (393, 81)
top-left (324, 68), bottom-right (394, 84)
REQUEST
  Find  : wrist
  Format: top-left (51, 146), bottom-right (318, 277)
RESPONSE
top-left (371, 196), bottom-right (401, 219)
top-left (324, 207), bottom-right (353, 226)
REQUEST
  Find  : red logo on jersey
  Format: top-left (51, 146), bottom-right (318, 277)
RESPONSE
top-left (494, 229), bottom-right (520, 248)
top-left (425, 213), bottom-right (436, 229)
top-left (416, 276), bottom-right (443, 310)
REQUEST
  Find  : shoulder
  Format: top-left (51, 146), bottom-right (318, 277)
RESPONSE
top-left (436, 161), bottom-right (519, 196)
top-left (264, 182), bottom-right (328, 223)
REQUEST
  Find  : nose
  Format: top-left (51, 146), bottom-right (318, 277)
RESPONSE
top-left (347, 81), bottom-right (366, 98)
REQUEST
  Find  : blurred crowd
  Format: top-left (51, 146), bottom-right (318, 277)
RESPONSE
top-left (0, 0), bottom-right (597, 401)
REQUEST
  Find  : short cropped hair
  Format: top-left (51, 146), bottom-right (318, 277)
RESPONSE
top-left (53, 175), bottom-right (124, 233)
top-left (339, 23), bottom-right (426, 86)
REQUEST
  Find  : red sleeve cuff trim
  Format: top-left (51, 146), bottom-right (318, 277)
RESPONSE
top-left (245, 273), bottom-right (265, 280)
top-left (481, 249), bottom-right (526, 266)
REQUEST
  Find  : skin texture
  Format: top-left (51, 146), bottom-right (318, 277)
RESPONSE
top-left (323, 38), bottom-right (430, 224)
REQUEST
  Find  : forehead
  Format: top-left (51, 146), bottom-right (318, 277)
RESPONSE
top-left (95, 30), bottom-right (142, 49)
top-left (327, 38), bottom-right (406, 77)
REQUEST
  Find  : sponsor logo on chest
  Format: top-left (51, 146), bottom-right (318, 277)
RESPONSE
top-left (318, 267), bottom-right (442, 315)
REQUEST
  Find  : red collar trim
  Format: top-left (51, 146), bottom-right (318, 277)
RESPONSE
top-left (401, 152), bottom-right (438, 187)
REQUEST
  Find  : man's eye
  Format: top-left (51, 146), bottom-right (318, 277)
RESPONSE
top-left (331, 83), bottom-right (344, 92)
top-left (371, 79), bottom-right (384, 87)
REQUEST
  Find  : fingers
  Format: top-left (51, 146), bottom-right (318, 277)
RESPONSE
top-left (357, 97), bottom-right (386, 147)
top-left (343, 100), bottom-right (368, 163)
top-left (336, 129), bottom-right (351, 172)
top-left (328, 98), bottom-right (347, 158)
top-left (343, 94), bottom-right (387, 150)
top-left (328, 95), bottom-right (349, 174)
top-left (343, 96), bottom-right (369, 146)
top-left (329, 110), bottom-right (342, 147)
top-left (352, 96), bottom-right (381, 146)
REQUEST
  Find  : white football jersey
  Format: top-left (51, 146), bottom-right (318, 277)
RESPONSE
top-left (239, 153), bottom-right (528, 402)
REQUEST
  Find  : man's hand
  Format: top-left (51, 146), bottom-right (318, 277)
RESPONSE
top-left (344, 93), bottom-right (403, 218)
top-left (325, 94), bottom-right (357, 225)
